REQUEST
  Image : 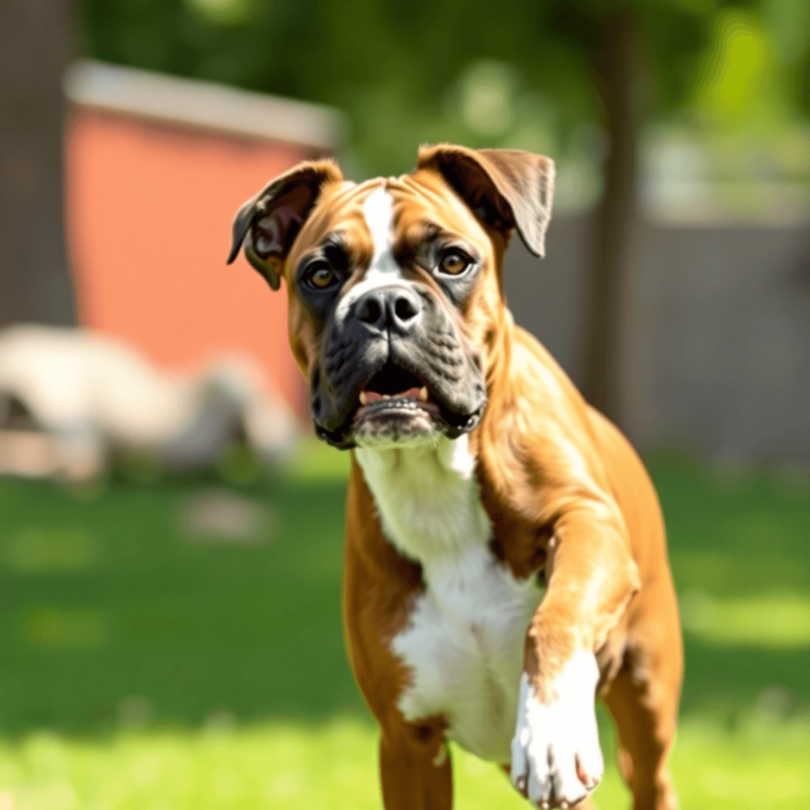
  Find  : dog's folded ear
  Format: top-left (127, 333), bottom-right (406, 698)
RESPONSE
top-left (227, 160), bottom-right (343, 290)
top-left (416, 145), bottom-right (555, 258)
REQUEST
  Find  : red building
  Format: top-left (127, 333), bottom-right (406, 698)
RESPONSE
top-left (64, 61), bottom-right (344, 415)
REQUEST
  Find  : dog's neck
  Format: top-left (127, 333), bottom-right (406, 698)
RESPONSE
top-left (354, 435), bottom-right (491, 565)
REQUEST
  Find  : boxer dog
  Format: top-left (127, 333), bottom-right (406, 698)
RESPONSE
top-left (228, 145), bottom-right (682, 810)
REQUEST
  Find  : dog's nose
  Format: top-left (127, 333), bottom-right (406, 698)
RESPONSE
top-left (355, 286), bottom-right (422, 334)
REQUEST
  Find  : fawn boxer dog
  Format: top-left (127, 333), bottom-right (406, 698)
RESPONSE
top-left (228, 145), bottom-right (682, 810)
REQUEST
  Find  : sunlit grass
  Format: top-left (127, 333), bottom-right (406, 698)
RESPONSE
top-left (0, 720), bottom-right (380, 810)
top-left (672, 714), bottom-right (810, 810)
top-left (1, 712), bottom-right (810, 809)
top-left (1, 719), bottom-right (524, 810)
top-left (681, 589), bottom-right (810, 648)
top-left (1, 451), bottom-right (809, 807)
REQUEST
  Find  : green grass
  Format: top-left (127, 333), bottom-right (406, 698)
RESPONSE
top-left (0, 446), bottom-right (809, 808)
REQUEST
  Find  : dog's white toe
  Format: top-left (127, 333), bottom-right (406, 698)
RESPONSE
top-left (510, 652), bottom-right (603, 808)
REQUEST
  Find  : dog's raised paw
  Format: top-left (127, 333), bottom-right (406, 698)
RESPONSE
top-left (510, 652), bottom-right (604, 808)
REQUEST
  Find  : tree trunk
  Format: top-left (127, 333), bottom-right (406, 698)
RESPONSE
top-left (0, 0), bottom-right (76, 329)
top-left (579, 13), bottom-right (639, 426)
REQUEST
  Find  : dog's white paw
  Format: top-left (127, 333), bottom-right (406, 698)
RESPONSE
top-left (510, 652), bottom-right (603, 808)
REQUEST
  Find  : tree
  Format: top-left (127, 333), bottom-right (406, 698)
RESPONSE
top-left (0, 0), bottom-right (76, 329)
top-left (548, 1), bottom-right (711, 424)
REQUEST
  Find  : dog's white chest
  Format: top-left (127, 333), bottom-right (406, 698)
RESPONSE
top-left (355, 437), bottom-right (544, 763)
top-left (394, 545), bottom-right (542, 762)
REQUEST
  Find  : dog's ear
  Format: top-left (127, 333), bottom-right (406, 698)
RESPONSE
top-left (227, 159), bottom-right (343, 290)
top-left (416, 145), bottom-right (555, 257)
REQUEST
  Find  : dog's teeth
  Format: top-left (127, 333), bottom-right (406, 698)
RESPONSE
top-left (359, 391), bottom-right (368, 405)
top-left (419, 386), bottom-right (428, 401)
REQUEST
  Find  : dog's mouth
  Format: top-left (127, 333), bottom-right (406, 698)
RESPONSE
top-left (357, 365), bottom-right (433, 409)
top-left (351, 363), bottom-right (442, 431)
top-left (315, 362), bottom-right (484, 449)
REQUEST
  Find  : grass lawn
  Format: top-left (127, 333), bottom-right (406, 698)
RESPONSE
top-left (0, 444), bottom-right (809, 808)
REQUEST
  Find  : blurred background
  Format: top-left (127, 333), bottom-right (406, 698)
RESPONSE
top-left (1, 0), bottom-right (810, 807)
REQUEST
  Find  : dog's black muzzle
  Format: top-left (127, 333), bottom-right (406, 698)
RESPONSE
top-left (311, 284), bottom-right (488, 449)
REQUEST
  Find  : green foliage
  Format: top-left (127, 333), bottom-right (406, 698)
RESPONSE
top-left (76, 0), bottom-right (743, 176)
top-left (76, 0), bottom-right (810, 210)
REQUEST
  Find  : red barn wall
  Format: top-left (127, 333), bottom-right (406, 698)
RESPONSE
top-left (65, 109), bottom-right (309, 415)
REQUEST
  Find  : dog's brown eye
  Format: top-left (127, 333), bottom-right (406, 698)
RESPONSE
top-left (439, 250), bottom-right (471, 276)
top-left (306, 263), bottom-right (337, 290)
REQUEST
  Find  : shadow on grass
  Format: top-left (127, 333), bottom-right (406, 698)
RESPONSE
top-left (681, 639), bottom-right (810, 717)
top-left (0, 454), bottom-right (808, 737)
top-left (0, 471), bottom-right (361, 735)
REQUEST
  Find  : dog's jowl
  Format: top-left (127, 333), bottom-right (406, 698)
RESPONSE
top-left (229, 145), bottom-right (683, 810)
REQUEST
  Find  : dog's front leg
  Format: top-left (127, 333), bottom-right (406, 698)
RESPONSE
top-left (510, 501), bottom-right (640, 808)
top-left (379, 722), bottom-right (452, 810)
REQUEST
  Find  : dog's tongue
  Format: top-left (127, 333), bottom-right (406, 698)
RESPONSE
top-left (363, 387), bottom-right (422, 403)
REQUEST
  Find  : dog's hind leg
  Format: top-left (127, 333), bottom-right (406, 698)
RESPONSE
top-left (379, 722), bottom-right (452, 810)
top-left (602, 606), bottom-right (682, 810)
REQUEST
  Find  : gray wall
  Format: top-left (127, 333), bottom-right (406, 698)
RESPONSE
top-left (503, 215), bottom-right (810, 465)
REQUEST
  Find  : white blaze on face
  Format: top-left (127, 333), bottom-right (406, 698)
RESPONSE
top-left (335, 184), bottom-right (404, 322)
top-left (364, 184), bottom-right (400, 276)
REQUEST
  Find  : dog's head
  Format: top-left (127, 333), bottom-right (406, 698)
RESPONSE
top-left (228, 145), bottom-right (554, 450)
